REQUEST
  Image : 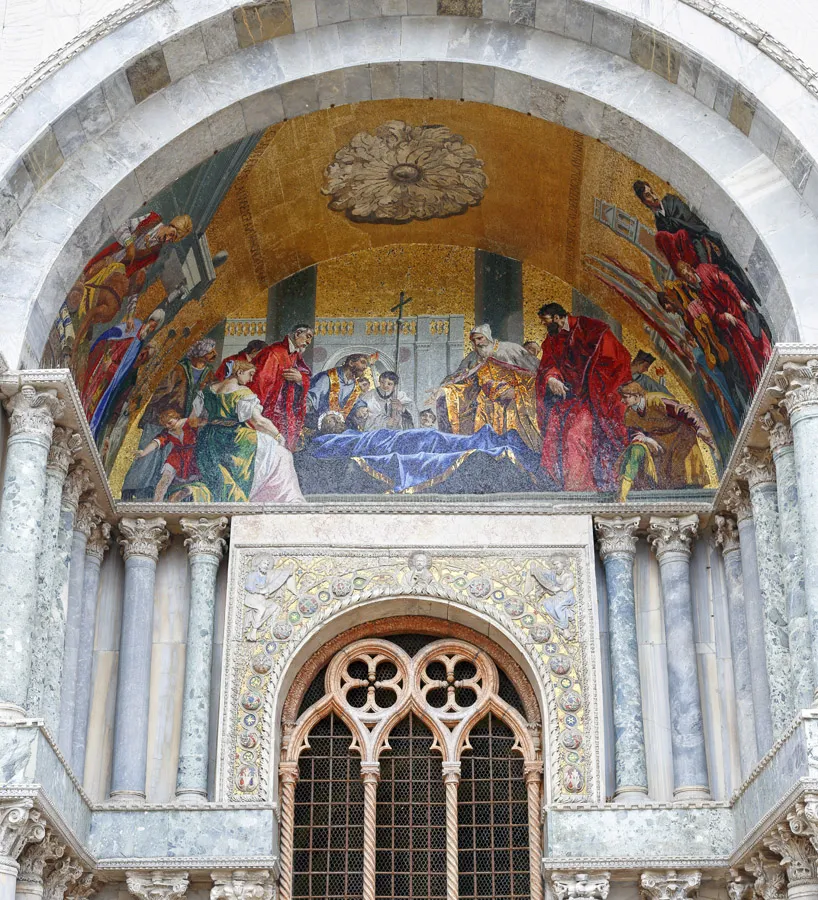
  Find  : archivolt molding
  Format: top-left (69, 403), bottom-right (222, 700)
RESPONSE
top-left (216, 546), bottom-right (599, 807)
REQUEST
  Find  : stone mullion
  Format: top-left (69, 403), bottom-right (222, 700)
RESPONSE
top-left (360, 764), bottom-right (380, 900)
top-left (278, 763), bottom-right (299, 900)
top-left (524, 765), bottom-right (543, 900)
top-left (442, 763), bottom-right (460, 900)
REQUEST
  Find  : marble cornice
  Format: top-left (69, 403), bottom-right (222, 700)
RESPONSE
top-left (541, 857), bottom-right (730, 871)
top-left (97, 858), bottom-right (280, 874)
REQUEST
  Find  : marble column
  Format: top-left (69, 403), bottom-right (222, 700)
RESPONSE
top-left (0, 385), bottom-right (64, 722)
top-left (594, 515), bottom-right (648, 801)
top-left (361, 763), bottom-right (380, 900)
top-left (766, 804), bottom-right (818, 900)
top-left (15, 834), bottom-right (64, 900)
top-left (737, 448), bottom-right (793, 738)
top-left (211, 872), bottom-right (273, 900)
top-left (725, 482), bottom-right (774, 752)
top-left (71, 521), bottom-right (111, 782)
top-left (57, 498), bottom-right (104, 764)
top-left (647, 514), bottom-right (710, 800)
top-left (551, 872), bottom-right (610, 900)
top-left (641, 872), bottom-right (701, 900)
top-left (763, 411), bottom-right (814, 712)
top-left (772, 360), bottom-right (818, 706)
top-left (110, 517), bottom-right (169, 802)
top-left (523, 764), bottom-right (543, 900)
top-left (278, 762), bottom-right (299, 900)
top-left (713, 513), bottom-right (758, 780)
top-left (0, 802), bottom-right (46, 900)
top-left (125, 873), bottom-right (188, 900)
top-left (175, 516), bottom-right (228, 803)
top-left (26, 427), bottom-right (80, 730)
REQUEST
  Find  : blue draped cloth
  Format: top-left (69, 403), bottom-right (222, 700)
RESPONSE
top-left (307, 425), bottom-right (541, 494)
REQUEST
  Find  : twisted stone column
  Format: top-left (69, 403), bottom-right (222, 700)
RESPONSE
top-left (763, 412), bottom-right (814, 712)
top-left (15, 834), bottom-right (64, 900)
top-left (278, 762), bottom-right (299, 900)
top-left (175, 516), bottom-right (228, 804)
top-left (523, 764), bottom-right (543, 900)
top-left (0, 801), bottom-right (46, 900)
top-left (648, 515), bottom-right (710, 800)
top-left (725, 482), bottom-right (774, 751)
top-left (27, 427), bottom-right (80, 729)
top-left (58, 497), bottom-right (104, 764)
top-left (594, 515), bottom-right (647, 801)
top-left (71, 520), bottom-right (111, 782)
top-left (714, 513), bottom-right (758, 779)
top-left (738, 448), bottom-right (793, 737)
top-left (0, 385), bottom-right (64, 722)
top-left (442, 763), bottom-right (460, 900)
top-left (110, 517), bottom-right (169, 802)
top-left (361, 764), bottom-right (380, 900)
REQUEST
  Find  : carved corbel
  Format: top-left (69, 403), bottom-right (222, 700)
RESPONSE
top-left (210, 870), bottom-right (273, 900)
top-left (640, 871), bottom-right (701, 900)
top-left (726, 869), bottom-right (753, 900)
top-left (746, 851), bottom-right (787, 900)
top-left (551, 872), bottom-right (610, 900)
top-left (0, 801), bottom-right (46, 863)
top-left (125, 872), bottom-right (189, 900)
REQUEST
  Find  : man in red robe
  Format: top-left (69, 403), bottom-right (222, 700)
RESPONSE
top-left (213, 339), bottom-right (266, 381)
top-left (249, 325), bottom-right (314, 450)
top-left (536, 303), bottom-right (632, 492)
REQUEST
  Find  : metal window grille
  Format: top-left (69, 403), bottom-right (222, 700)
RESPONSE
top-left (375, 714), bottom-right (448, 900)
top-left (458, 714), bottom-right (530, 900)
top-left (292, 714), bottom-right (365, 900)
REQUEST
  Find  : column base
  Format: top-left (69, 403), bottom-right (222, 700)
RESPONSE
top-left (107, 790), bottom-right (147, 805)
top-left (175, 789), bottom-right (208, 805)
top-left (673, 785), bottom-right (711, 801)
top-left (613, 786), bottom-right (649, 804)
top-left (787, 883), bottom-right (818, 900)
top-left (0, 702), bottom-right (27, 724)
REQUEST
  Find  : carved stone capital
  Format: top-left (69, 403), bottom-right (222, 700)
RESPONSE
top-left (86, 521), bottom-right (112, 562)
top-left (765, 818), bottom-right (818, 885)
top-left (75, 499), bottom-right (105, 539)
top-left (0, 801), bottom-right (46, 861)
top-left (61, 465), bottom-right (93, 514)
top-left (647, 515), bottom-right (699, 561)
top-left (64, 873), bottom-right (96, 900)
top-left (746, 851), bottom-right (787, 900)
top-left (788, 798), bottom-right (818, 855)
top-left (551, 872), bottom-right (610, 900)
top-left (210, 871), bottom-right (273, 900)
top-left (180, 516), bottom-right (228, 560)
top-left (125, 872), bottom-right (189, 900)
top-left (43, 858), bottom-right (83, 900)
top-left (17, 832), bottom-right (64, 883)
top-left (279, 761), bottom-right (300, 786)
top-left (594, 516), bottom-right (640, 561)
top-left (724, 482), bottom-right (754, 523)
top-left (3, 385), bottom-right (64, 442)
top-left (46, 427), bottom-right (82, 478)
top-left (769, 360), bottom-right (818, 419)
top-left (760, 411), bottom-right (794, 456)
top-left (640, 871), bottom-right (701, 900)
top-left (714, 514), bottom-right (741, 556)
top-left (523, 761), bottom-right (543, 782)
top-left (118, 517), bottom-right (169, 563)
top-left (737, 447), bottom-right (776, 489)
top-left (725, 870), bottom-right (753, 900)
top-left (441, 762), bottom-right (461, 784)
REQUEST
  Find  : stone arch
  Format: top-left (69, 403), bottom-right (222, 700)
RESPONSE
top-left (0, 8), bottom-right (817, 369)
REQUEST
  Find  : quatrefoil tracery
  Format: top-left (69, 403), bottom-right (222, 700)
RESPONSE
top-left (286, 637), bottom-right (535, 766)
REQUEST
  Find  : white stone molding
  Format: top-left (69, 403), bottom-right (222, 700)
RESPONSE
top-left (0, 801), bottom-right (45, 862)
top-left (43, 858), bottom-right (84, 900)
top-left (210, 871), bottom-right (273, 900)
top-left (726, 870), bottom-right (753, 900)
top-left (46, 428), bottom-right (82, 478)
top-left (714, 514), bottom-right (741, 556)
top-left (594, 516), bottom-right (640, 561)
top-left (117, 517), bottom-right (169, 563)
top-left (85, 522), bottom-right (112, 562)
top-left (74, 499), bottom-right (105, 539)
top-left (737, 448), bottom-right (777, 489)
top-left (760, 412), bottom-right (794, 456)
top-left (180, 517), bottom-right (229, 560)
top-left (2, 386), bottom-right (63, 442)
top-left (551, 871), bottom-right (611, 900)
top-left (125, 872), bottom-right (189, 900)
top-left (647, 515), bottom-right (699, 561)
top-left (640, 871), bottom-right (701, 900)
top-left (725, 483), bottom-right (755, 524)
top-left (16, 832), bottom-right (64, 883)
top-left (770, 361), bottom-right (818, 419)
top-left (61, 467), bottom-right (93, 514)
top-left (746, 851), bottom-right (787, 900)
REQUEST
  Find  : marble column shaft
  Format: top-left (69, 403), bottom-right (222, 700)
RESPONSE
top-left (71, 521), bottom-right (111, 782)
top-left (739, 449), bottom-right (793, 737)
top-left (714, 513), bottom-right (758, 779)
top-left (594, 516), bottom-right (648, 800)
top-left (648, 514), bottom-right (710, 800)
top-left (26, 427), bottom-right (80, 729)
top-left (727, 483), bottom-right (774, 751)
top-left (57, 499), bottom-right (104, 763)
top-left (110, 517), bottom-right (169, 801)
top-left (764, 413), bottom-right (814, 710)
top-left (175, 516), bottom-right (228, 803)
top-left (0, 385), bottom-right (64, 721)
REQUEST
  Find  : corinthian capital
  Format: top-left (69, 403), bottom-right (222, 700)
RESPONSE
top-left (647, 515), bottom-right (698, 561)
top-left (714, 514), bottom-right (741, 555)
top-left (46, 428), bottom-right (82, 478)
top-left (180, 517), bottom-right (229, 560)
top-left (788, 797), bottom-right (818, 854)
top-left (769, 359), bottom-right (818, 418)
top-left (724, 482), bottom-right (753, 523)
top-left (86, 522), bottom-right (112, 562)
top-left (736, 447), bottom-right (776, 489)
top-left (44, 859), bottom-right (84, 900)
top-left (3, 385), bottom-right (64, 442)
top-left (760, 411), bottom-right (793, 456)
top-left (62, 465), bottom-right (93, 513)
top-left (18, 832), bottom-right (65, 883)
top-left (118, 517), bottom-right (169, 563)
top-left (746, 851), bottom-right (786, 900)
top-left (125, 872), bottom-right (189, 900)
top-left (210, 870), bottom-right (273, 900)
top-left (551, 872), bottom-right (610, 900)
top-left (640, 871), bottom-right (701, 900)
top-left (0, 801), bottom-right (45, 861)
top-left (594, 516), bottom-right (640, 561)
top-left (725, 870), bottom-right (752, 900)
top-left (75, 499), bottom-right (105, 539)
top-left (764, 818), bottom-right (818, 885)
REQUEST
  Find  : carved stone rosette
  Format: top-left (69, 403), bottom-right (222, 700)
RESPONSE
top-left (640, 870), bottom-right (701, 900)
top-left (761, 410), bottom-right (794, 455)
top-left (594, 516), bottom-right (640, 561)
top-left (46, 427), bottom-right (81, 477)
top-left (0, 801), bottom-right (46, 863)
top-left (210, 871), bottom-right (273, 900)
top-left (714, 514), bottom-right (741, 555)
top-left (736, 447), bottom-right (777, 489)
top-left (551, 871), bottom-right (611, 900)
top-left (770, 359), bottom-right (818, 418)
top-left (125, 871), bottom-right (189, 900)
top-left (61, 466), bottom-right (93, 514)
top-left (647, 515), bottom-right (699, 561)
top-left (3, 385), bottom-right (64, 444)
top-left (85, 521), bottom-right (112, 562)
top-left (118, 517), bottom-right (170, 562)
top-left (180, 516), bottom-right (229, 560)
